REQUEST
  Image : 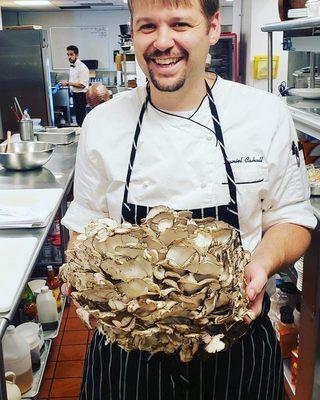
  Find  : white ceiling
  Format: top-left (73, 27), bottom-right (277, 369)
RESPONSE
top-left (1, 0), bottom-right (233, 12)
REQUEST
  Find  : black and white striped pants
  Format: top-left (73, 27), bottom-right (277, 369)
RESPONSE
top-left (79, 315), bottom-right (284, 400)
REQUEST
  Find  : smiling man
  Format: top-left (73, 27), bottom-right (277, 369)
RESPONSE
top-left (61, 0), bottom-right (316, 399)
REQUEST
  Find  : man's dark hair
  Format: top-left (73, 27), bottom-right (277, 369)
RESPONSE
top-left (66, 45), bottom-right (79, 54)
top-left (128, 0), bottom-right (219, 22)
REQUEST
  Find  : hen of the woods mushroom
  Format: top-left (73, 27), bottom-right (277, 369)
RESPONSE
top-left (60, 206), bottom-right (255, 362)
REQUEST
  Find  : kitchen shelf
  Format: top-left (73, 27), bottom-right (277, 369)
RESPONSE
top-left (284, 359), bottom-right (296, 399)
top-left (261, 17), bottom-right (320, 32)
top-left (43, 295), bottom-right (66, 340)
top-left (285, 97), bottom-right (320, 140)
top-left (22, 340), bottom-right (52, 399)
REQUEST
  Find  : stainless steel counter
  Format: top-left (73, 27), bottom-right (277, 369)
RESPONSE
top-left (0, 142), bottom-right (77, 321)
top-left (0, 142), bottom-right (77, 400)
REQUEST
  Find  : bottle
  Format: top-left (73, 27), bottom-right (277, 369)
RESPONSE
top-left (36, 286), bottom-right (59, 331)
top-left (21, 286), bottom-right (37, 321)
top-left (46, 265), bottom-right (62, 311)
top-left (268, 279), bottom-right (288, 328)
top-left (291, 347), bottom-right (299, 386)
top-left (2, 326), bottom-right (33, 394)
top-left (276, 306), bottom-right (298, 358)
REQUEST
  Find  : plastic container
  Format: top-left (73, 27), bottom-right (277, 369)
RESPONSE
top-left (5, 372), bottom-right (22, 400)
top-left (2, 325), bottom-right (33, 394)
top-left (268, 279), bottom-right (289, 327)
top-left (306, 0), bottom-right (320, 17)
top-left (36, 286), bottom-right (59, 331)
top-left (15, 323), bottom-right (41, 372)
top-left (276, 306), bottom-right (299, 358)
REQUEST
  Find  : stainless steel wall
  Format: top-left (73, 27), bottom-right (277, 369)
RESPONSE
top-left (0, 29), bottom-right (54, 139)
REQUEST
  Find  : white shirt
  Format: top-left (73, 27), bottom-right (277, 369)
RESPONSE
top-left (69, 59), bottom-right (89, 93)
top-left (62, 76), bottom-right (317, 252)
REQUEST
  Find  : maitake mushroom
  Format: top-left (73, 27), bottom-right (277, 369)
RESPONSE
top-left (60, 206), bottom-right (255, 362)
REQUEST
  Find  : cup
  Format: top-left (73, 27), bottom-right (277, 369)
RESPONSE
top-left (19, 120), bottom-right (34, 141)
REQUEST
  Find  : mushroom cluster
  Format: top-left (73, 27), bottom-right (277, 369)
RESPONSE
top-left (60, 206), bottom-right (255, 362)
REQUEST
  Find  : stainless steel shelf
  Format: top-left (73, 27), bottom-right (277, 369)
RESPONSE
top-left (284, 358), bottom-right (296, 399)
top-left (286, 97), bottom-right (320, 140)
top-left (262, 17), bottom-right (320, 32)
top-left (22, 340), bottom-right (52, 399)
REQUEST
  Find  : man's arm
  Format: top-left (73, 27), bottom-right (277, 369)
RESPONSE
top-left (59, 81), bottom-right (85, 89)
top-left (244, 223), bottom-right (312, 322)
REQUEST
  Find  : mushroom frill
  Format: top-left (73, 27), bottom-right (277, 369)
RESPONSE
top-left (60, 206), bottom-right (255, 362)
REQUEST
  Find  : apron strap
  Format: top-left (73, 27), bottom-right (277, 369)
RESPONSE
top-left (205, 81), bottom-right (240, 229)
top-left (123, 89), bottom-right (150, 204)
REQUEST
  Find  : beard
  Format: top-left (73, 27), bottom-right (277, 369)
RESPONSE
top-left (149, 70), bottom-right (186, 92)
top-left (144, 48), bottom-right (187, 92)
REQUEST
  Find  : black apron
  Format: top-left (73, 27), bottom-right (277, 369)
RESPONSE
top-left (79, 82), bottom-right (284, 400)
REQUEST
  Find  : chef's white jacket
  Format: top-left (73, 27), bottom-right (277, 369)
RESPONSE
top-left (62, 76), bottom-right (317, 252)
top-left (69, 59), bottom-right (89, 93)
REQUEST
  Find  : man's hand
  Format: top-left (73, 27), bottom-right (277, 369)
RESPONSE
top-left (61, 282), bottom-right (97, 328)
top-left (59, 80), bottom-right (68, 87)
top-left (243, 261), bottom-right (268, 325)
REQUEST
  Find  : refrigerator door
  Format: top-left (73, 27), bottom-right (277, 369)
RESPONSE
top-left (0, 29), bottom-right (54, 139)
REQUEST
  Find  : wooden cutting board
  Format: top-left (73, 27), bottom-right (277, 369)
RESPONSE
top-left (278, 0), bottom-right (307, 20)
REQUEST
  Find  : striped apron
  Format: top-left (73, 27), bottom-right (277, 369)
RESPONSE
top-left (80, 82), bottom-right (284, 400)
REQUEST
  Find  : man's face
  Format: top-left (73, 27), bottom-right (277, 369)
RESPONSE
top-left (67, 50), bottom-right (77, 64)
top-left (132, 0), bottom-right (220, 92)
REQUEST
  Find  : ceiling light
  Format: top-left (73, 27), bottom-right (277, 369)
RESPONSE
top-left (14, 0), bottom-right (52, 5)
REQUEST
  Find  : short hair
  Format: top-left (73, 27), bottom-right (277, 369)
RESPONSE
top-left (128, 0), bottom-right (220, 22)
top-left (66, 45), bottom-right (79, 55)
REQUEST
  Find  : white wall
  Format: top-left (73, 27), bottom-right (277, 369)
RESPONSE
top-left (16, 10), bottom-right (131, 70)
top-left (241, 0), bottom-right (288, 92)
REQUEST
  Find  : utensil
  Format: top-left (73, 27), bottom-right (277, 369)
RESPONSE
top-left (10, 106), bottom-right (21, 122)
top-left (13, 97), bottom-right (23, 119)
top-left (5, 131), bottom-right (12, 153)
top-left (19, 119), bottom-right (34, 141)
top-left (0, 142), bottom-right (55, 171)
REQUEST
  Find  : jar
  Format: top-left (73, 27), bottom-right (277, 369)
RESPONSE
top-left (36, 286), bottom-right (59, 331)
top-left (2, 326), bottom-right (33, 394)
top-left (306, 0), bottom-right (320, 17)
top-left (16, 323), bottom-right (41, 372)
top-left (5, 372), bottom-right (22, 400)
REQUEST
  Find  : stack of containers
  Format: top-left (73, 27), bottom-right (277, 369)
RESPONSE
top-left (294, 257), bottom-right (304, 291)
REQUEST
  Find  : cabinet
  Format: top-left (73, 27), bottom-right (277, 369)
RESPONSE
top-left (262, 17), bottom-right (320, 400)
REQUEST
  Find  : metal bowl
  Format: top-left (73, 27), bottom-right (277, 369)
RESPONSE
top-left (0, 142), bottom-right (55, 171)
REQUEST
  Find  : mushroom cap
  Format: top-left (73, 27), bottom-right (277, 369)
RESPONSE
top-left (60, 206), bottom-right (253, 361)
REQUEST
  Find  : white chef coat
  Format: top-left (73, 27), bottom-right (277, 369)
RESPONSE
top-left (62, 76), bottom-right (317, 252)
top-left (69, 59), bottom-right (89, 93)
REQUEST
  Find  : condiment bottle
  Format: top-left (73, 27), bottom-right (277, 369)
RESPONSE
top-left (46, 265), bottom-right (61, 311)
top-left (2, 326), bottom-right (33, 394)
top-left (36, 286), bottom-right (59, 331)
top-left (21, 286), bottom-right (37, 321)
top-left (276, 306), bottom-right (298, 358)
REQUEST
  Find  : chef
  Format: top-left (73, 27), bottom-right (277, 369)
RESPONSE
top-left (59, 45), bottom-right (89, 127)
top-left (61, 0), bottom-right (317, 399)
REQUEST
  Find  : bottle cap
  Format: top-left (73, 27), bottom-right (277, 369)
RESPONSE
top-left (6, 325), bottom-right (15, 333)
top-left (40, 286), bottom-right (49, 294)
top-left (47, 265), bottom-right (53, 270)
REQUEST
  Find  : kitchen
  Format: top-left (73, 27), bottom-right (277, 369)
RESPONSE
top-left (0, 1), bottom-right (320, 399)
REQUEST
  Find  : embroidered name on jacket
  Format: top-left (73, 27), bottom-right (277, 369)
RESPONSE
top-left (229, 156), bottom-right (264, 164)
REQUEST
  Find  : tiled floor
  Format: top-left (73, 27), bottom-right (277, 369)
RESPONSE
top-left (35, 301), bottom-right (92, 400)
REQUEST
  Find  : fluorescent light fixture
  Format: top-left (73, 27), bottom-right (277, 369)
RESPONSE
top-left (14, 0), bottom-right (52, 5)
top-left (123, 0), bottom-right (128, 3)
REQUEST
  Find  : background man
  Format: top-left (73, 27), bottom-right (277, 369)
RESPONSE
top-left (59, 45), bottom-right (89, 127)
